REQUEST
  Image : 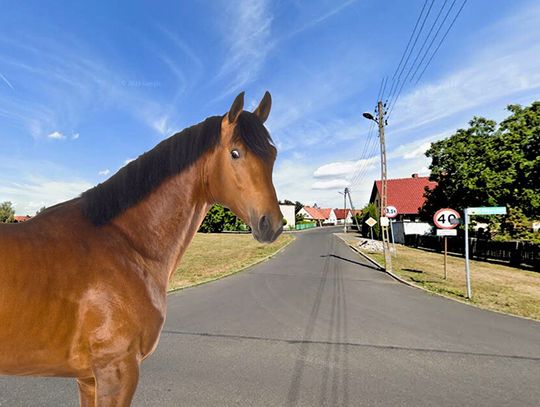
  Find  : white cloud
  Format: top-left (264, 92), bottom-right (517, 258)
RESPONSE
top-left (314, 156), bottom-right (378, 178)
top-left (402, 142), bottom-right (431, 160)
top-left (0, 177), bottom-right (92, 215)
top-left (285, 0), bottom-right (358, 38)
top-left (98, 169), bottom-right (110, 176)
top-left (311, 179), bottom-right (349, 190)
top-left (47, 131), bottom-right (65, 140)
top-left (0, 72), bottom-right (14, 90)
top-left (71, 133), bottom-right (80, 140)
top-left (217, 0), bottom-right (273, 95)
top-left (152, 116), bottom-right (177, 136)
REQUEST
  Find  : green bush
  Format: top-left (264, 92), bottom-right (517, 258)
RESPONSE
top-left (199, 204), bottom-right (247, 233)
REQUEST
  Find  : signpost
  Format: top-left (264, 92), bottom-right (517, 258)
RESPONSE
top-left (365, 217), bottom-right (377, 240)
top-left (434, 208), bottom-right (460, 280)
top-left (463, 206), bottom-right (507, 299)
top-left (385, 206), bottom-right (398, 256)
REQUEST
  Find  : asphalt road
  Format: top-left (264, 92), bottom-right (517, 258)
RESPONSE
top-left (1, 226), bottom-right (540, 406)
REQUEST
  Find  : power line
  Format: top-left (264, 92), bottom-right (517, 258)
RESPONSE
top-left (409, 0), bottom-right (457, 82)
top-left (380, 76), bottom-right (388, 101)
top-left (386, 0), bottom-right (436, 108)
top-left (349, 133), bottom-right (379, 190)
top-left (349, 122), bottom-right (376, 186)
top-left (386, 0), bottom-right (430, 101)
top-left (389, 0), bottom-right (467, 118)
top-left (406, 0), bottom-right (450, 83)
top-left (375, 77), bottom-right (385, 103)
top-left (415, 0), bottom-right (468, 84)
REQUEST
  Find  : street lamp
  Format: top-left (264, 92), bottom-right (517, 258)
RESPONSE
top-left (362, 112), bottom-right (376, 122)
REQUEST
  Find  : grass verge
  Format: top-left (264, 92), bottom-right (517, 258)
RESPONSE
top-left (338, 233), bottom-right (540, 321)
top-left (168, 233), bottom-right (294, 291)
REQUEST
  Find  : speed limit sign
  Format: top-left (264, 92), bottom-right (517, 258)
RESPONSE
top-left (433, 208), bottom-right (460, 229)
top-left (385, 205), bottom-right (398, 218)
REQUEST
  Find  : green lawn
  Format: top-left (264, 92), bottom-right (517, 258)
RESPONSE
top-left (338, 233), bottom-right (540, 320)
top-left (168, 233), bottom-right (294, 291)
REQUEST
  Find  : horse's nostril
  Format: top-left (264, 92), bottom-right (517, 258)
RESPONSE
top-left (258, 215), bottom-right (270, 233)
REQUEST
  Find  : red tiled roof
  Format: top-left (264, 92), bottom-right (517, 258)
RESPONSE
top-left (318, 208), bottom-right (332, 219)
top-left (302, 206), bottom-right (326, 220)
top-left (371, 176), bottom-right (437, 215)
top-left (13, 215), bottom-right (32, 222)
top-left (333, 209), bottom-right (350, 219)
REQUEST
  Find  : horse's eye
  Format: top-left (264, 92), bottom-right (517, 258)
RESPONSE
top-left (231, 149), bottom-right (241, 159)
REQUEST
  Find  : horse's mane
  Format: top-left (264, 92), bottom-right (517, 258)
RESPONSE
top-left (80, 112), bottom-right (274, 226)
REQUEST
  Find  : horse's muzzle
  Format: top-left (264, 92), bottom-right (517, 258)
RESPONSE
top-left (253, 214), bottom-right (283, 243)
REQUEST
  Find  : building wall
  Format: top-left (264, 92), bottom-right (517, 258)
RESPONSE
top-left (325, 210), bottom-right (337, 225)
top-left (392, 221), bottom-right (433, 244)
top-left (297, 207), bottom-right (312, 221)
top-left (280, 204), bottom-right (296, 230)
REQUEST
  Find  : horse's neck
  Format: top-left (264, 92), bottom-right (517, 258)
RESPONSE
top-left (110, 164), bottom-right (210, 283)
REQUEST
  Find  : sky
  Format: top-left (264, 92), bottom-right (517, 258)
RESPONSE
top-left (1, 0), bottom-right (539, 215)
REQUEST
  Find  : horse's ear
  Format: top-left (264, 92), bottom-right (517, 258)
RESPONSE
top-left (253, 91), bottom-right (272, 124)
top-left (228, 91), bottom-right (244, 123)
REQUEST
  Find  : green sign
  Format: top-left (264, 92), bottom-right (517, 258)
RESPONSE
top-left (466, 207), bottom-right (507, 216)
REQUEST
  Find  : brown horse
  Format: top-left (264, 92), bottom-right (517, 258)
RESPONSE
top-left (0, 92), bottom-right (283, 406)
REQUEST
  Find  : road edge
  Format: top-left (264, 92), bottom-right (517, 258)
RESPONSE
top-left (167, 235), bottom-right (296, 295)
top-left (335, 234), bottom-right (540, 323)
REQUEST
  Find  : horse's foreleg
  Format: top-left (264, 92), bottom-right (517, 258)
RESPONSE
top-left (77, 376), bottom-right (96, 407)
top-left (93, 356), bottom-right (140, 407)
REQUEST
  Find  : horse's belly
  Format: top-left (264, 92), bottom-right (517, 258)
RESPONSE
top-left (0, 291), bottom-right (90, 377)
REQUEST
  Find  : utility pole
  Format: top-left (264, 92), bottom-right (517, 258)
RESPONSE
top-left (343, 187), bottom-right (347, 233)
top-left (362, 101), bottom-right (392, 273)
top-left (377, 100), bottom-right (393, 273)
top-left (346, 188), bottom-right (361, 234)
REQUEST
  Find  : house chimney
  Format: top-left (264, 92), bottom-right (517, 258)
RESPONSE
top-left (411, 173), bottom-right (419, 178)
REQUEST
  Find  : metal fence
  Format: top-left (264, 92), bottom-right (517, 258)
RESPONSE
top-left (295, 222), bottom-right (316, 230)
top-left (404, 235), bottom-right (540, 271)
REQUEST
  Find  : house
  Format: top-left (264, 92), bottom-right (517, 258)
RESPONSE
top-left (298, 206), bottom-right (326, 226)
top-left (369, 174), bottom-right (437, 222)
top-left (333, 209), bottom-right (352, 225)
top-left (319, 208), bottom-right (336, 225)
top-left (369, 174), bottom-right (437, 243)
top-left (13, 215), bottom-right (32, 223)
top-left (279, 204), bottom-right (296, 230)
top-left (298, 206), bottom-right (338, 226)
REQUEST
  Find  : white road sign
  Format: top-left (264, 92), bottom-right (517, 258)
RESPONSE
top-left (385, 206), bottom-right (398, 218)
top-left (380, 216), bottom-right (389, 227)
top-left (433, 208), bottom-right (460, 229)
top-left (436, 229), bottom-right (457, 236)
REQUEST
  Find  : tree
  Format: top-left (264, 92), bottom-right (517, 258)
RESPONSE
top-left (199, 204), bottom-right (246, 233)
top-left (36, 206), bottom-right (47, 215)
top-left (0, 201), bottom-right (15, 223)
top-left (359, 203), bottom-right (380, 239)
top-left (420, 102), bottom-right (540, 221)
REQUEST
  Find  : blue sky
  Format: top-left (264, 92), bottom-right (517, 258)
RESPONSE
top-left (1, 0), bottom-right (539, 214)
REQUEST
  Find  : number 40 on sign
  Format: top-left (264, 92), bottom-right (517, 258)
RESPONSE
top-left (433, 208), bottom-right (460, 229)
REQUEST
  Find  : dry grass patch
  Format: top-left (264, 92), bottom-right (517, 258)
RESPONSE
top-left (338, 233), bottom-right (540, 320)
top-left (168, 233), bottom-right (294, 291)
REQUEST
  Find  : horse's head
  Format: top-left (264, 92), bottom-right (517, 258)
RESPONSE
top-left (206, 91), bottom-right (283, 243)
